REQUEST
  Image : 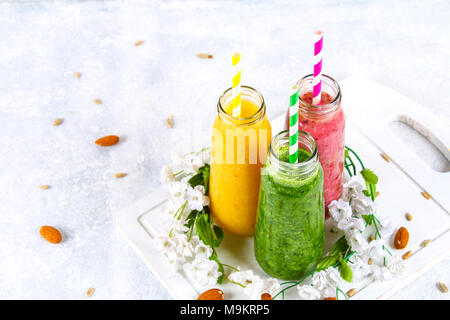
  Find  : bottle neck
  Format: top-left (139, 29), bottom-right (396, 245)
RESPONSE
top-left (217, 85), bottom-right (266, 126)
top-left (267, 130), bottom-right (319, 180)
top-left (297, 74), bottom-right (342, 121)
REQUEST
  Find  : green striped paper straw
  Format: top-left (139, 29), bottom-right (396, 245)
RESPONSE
top-left (289, 84), bottom-right (300, 163)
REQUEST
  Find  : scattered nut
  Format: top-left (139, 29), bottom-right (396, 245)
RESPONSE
top-left (346, 288), bottom-right (357, 297)
top-left (421, 191), bottom-right (431, 200)
top-left (53, 118), bottom-right (63, 126)
top-left (323, 297), bottom-right (337, 300)
top-left (369, 234), bottom-right (375, 242)
top-left (402, 250), bottom-right (412, 260)
top-left (196, 53), bottom-right (213, 59)
top-left (39, 226), bottom-right (62, 244)
top-left (93, 98), bottom-right (102, 105)
top-left (405, 212), bottom-right (413, 221)
top-left (380, 152), bottom-right (391, 162)
top-left (86, 288), bottom-right (95, 298)
top-left (437, 282), bottom-right (448, 293)
top-left (368, 258), bottom-right (372, 265)
top-left (422, 239), bottom-right (432, 247)
top-left (394, 227), bottom-right (409, 249)
top-left (261, 293), bottom-right (272, 300)
top-left (95, 135), bottom-right (119, 147)
top-left (197, 288), bottom-right (224, 300)
top-left (39, 185), bottom-right (50, 190)
top-left (134, 40), bottom-right (144, 46)
top-left (114, 173), bottom-right (127, 179)
top-left (375, 191), bottom-right (381, 198)
top-left (74, 72), bottom-right (81, 79)
top-left (166, 115), bottom-right (174, 128)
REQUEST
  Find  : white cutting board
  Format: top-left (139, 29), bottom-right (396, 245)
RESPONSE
top-left (116, 77), bottom-right (450, 300)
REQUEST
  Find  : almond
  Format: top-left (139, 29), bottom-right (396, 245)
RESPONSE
top-left (95, 135), bottom-right (119, 147)
top-left (75, 72), bottom-right (81, 79)
top-left (323, 297), bottom-right (337, 300)
top-left (39, 185), bottom-right (50, 190)
top-left (39, 226), bottom-right (62, 244)
top-left (261, 293), bottom-right (272, 300)
top-left (134, 40), bottom-right (144, 46)
top-left (405, 212), bottom-right (413, 221)
top-left (197, 288), bottom-right (224, 300)
top-left (394, 227), bottom-right (409, 249)
top-left (93, 98), bottom-right (102, 105)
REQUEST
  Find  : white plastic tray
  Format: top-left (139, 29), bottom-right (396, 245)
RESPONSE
top-left (116, 77), bottom-right (450, 300)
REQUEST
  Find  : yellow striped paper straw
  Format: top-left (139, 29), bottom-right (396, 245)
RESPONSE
top-left (231, 52), bottom-right (242, 117)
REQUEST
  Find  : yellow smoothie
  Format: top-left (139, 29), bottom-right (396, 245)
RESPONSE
top-left (210, 87), bottom-right (271, 236)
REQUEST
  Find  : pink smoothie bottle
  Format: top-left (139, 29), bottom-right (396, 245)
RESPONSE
top-left (285, 74), bottom-right (344, 213)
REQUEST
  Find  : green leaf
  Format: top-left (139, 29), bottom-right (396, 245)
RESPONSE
top-left (210, 251), bottom-right (224, 284)
top-left (362, 189), bottom-right (371, 197)
top-left (195, 213), bottom-right (212, 245)
top-left (317, 255), bottom-right (339, 269)
top-left (360, 169), bottom-right (378, 185)
top-left (212, 225), bottom-right (224, 247)
top-left (187, 164), bottom-right (210, 195)
top-left (344, 149), bottom-right (349, 159)
top-left (184, 209), bottom-right (200, 230)
top-left (188, 172), bottom-right (203, 188)
top-left (362, 214), bottom-right (373, 225)
top-left (339, 258), bottom-right (353, 283)
top-left (195, 211), bottom-right (222, 249)
top-left (330, 236), bottom-right (349, 256)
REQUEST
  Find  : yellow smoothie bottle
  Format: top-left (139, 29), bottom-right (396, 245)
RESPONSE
top-left (210, 86), bottom-right (271, 236)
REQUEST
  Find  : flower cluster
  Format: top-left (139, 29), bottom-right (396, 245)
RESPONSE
top-left (156, 149), bottom-right (221, 287)
top-left (295, 175), bottom-right (404, 299)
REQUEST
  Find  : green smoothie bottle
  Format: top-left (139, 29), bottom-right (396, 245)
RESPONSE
top-left (255, 130), bottom-right (324, 280)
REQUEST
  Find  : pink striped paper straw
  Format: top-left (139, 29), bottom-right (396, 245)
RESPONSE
top-left (313, 30), bottom-right (323, 106)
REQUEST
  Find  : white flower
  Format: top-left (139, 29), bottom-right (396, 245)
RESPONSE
top-left (350, 195), bottom-right (376, 216)
top-left (348, 255), bottom-right (371, 280)
top-left (228, 269), bottom-right (280, 299)
top-left (155, 234), bottom-right (187, 270)
top-left (228, 269), bottom-right (255, 285)
top-left (160, 165), bottom-right (176, 186)
top-left (366, 239), bottom-right (387, 261)
top-left (183, 257), bottom-right (221, 286)
top-left (185, 185), bottom-right (209, 211)
top-left (378, 217), bottom-right (395, 238)
top-left (297, 285), bottom-right (321, 300)
top-left (386, 256), bottom-right (405, 276)
top-left (328, 199), bottom-right (353, 221)
top-left (370, 264), bottom-right (393, 282)
top-left (342, 175), bottom-right (366, 202)
top-left (310, 267), bottom-right (342, 298)
top-left (262, 278), bottom-right (281, 297)
top-left (345, 229), bottom-right (369, 253)
top-left (337, 216), bottom-right (365, 233)
top-left (171, 232), bottom-right (194, 258)
top-left (172, 151), bottom-right (205, 174)
top-left (192, 240), bottom-right (213, 259)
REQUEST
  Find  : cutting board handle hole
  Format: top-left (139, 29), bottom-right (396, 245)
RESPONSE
top-left (388, 116), bottom-right (450, 173)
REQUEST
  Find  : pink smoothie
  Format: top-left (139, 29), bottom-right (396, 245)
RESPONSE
top-left (285, 91), bottom-right (345, 212)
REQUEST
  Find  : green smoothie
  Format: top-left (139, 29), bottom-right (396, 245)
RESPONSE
top-left (255, 137), bottom-right (324, 280)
